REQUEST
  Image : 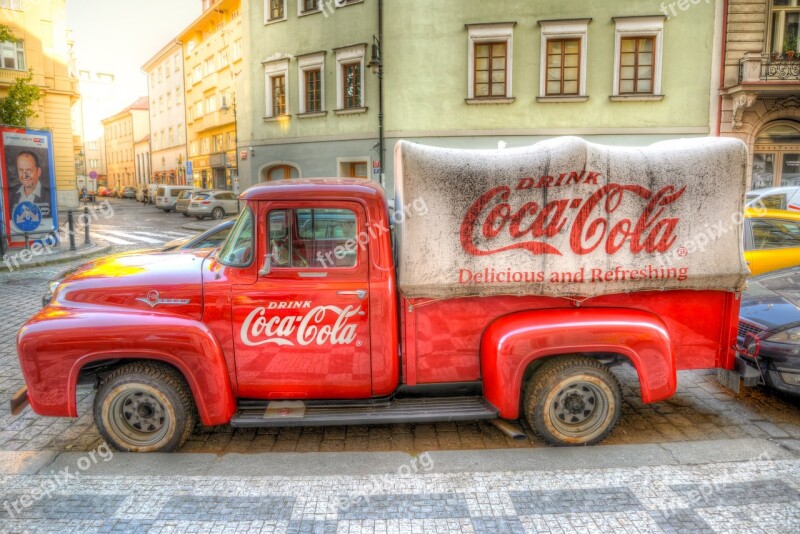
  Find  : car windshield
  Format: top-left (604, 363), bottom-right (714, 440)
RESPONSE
top-left (218, 207), bottom-right (253, 266)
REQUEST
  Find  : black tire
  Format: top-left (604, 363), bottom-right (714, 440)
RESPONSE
top-left (196, 216), bottom-right (205, 220)
top-left (182, 213), bottom-right (190, 218)
top-left (94, 362), bottom-right (197, 452)
top-left (523, 356), bottom-right (622, 446)
top-left (211, 207), bottom-right (224, 220)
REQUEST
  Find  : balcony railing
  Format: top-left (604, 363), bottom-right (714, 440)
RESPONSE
top-left (739, 52), bottom-right (800, 83)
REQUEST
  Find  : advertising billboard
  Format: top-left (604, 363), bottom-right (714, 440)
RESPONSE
top-left (0, 128), bottom-right (58, 248)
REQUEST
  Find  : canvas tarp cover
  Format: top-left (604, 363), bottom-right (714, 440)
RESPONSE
top-left (394, 137), bottom-right (749, 299)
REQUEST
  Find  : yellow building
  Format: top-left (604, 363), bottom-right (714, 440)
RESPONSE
top-left (101, 97), bottom-right (150, 191)
top-left (0, 0), bottom-right (80, 207)
top-left (178, 0), bottom-right (241, 192)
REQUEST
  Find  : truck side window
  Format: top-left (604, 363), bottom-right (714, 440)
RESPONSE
top-left (751, 219), bottom-right (800, 250)
top-left (267, 208), bottom-right (358, 269)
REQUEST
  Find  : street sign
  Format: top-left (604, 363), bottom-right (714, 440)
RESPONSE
top-left (186, 160), bottom-right (193, 176)
top-left (89, 171), bottom-right (97, 179)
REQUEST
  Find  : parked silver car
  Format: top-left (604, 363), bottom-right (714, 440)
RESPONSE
top-left (176, 189), bottom-right (208, 217)
top-left (187, 190), bottom-right (240, 220)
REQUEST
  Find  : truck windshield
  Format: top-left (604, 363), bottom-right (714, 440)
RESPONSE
top-left (218, 207), bottom-right (254, 267)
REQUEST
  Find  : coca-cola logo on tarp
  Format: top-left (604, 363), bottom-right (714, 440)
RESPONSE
top-left (460, 173), bottom-right (686, 257)
top-left (241, 303), bottom-right (360, 347)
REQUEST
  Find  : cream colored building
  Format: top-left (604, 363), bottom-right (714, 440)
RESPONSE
top-left (178, 0), bottom-right (242, 191)
top-left (101, 97), bottom-right (150, 191)
top-left (720, 0), bottom-right (800, 190)
top-left (1, 0), bottom-right (80, 207)
top-left (143, 41), bottom-right (188, 186)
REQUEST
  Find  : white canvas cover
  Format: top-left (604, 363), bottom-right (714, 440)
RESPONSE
top-left (394, 137), bottom-right (749, 299)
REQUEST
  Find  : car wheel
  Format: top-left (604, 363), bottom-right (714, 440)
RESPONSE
top-left (182, 213), bottom-right (189, 218)
top-left (211, 207), bottom-right (224, 220)
top-left (94, 362), bottom-right (197, 452)
top-left (524, 355), bottom-right (621, 446)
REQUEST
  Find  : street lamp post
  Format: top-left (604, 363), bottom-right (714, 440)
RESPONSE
top-left (220, 92), bottom-right (238, 193)
top-left (367, 0), bottom-right (385, 187)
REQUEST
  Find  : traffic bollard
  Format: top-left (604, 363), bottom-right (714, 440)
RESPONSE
top-left (67, 211), bottom-right (76, 251)
top-left (84, 207), bottom-right (91, 244)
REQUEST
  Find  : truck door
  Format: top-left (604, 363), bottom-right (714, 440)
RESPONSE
top-left (231, 201), bottom-right (372, 399)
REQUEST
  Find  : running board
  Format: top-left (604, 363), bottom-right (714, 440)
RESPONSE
top-left (229, 396), bottom-right (498, 428)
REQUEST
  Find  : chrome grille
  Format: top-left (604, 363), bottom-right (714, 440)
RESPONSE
top-left (738, 321), bottom-right (764, 338)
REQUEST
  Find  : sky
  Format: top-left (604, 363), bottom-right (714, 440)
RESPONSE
top-left (67, 0), bottom-right (201, 107)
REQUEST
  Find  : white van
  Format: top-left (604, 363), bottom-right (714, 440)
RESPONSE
top-left (155, 185), bottom-right (194, 212)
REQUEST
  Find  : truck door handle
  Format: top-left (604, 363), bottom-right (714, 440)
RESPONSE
top-left (337, 289), bottom-right (367, 299)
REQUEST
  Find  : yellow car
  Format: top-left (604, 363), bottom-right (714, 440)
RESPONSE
top-left (744, 208), bottom-right (800, 276)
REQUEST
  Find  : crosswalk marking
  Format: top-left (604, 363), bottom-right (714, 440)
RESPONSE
top-left (90, 232), bottom-right (135, 245)
top-left (90, 226), bottom-right (194, 247)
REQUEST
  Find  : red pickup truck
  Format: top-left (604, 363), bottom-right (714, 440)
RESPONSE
top-left (13, 137), bottom-right (749, 452)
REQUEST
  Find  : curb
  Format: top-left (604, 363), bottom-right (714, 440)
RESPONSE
top-left (0, 438), bottom-right (797, 477)
top-left (0, 240), bottom-right (112, 272)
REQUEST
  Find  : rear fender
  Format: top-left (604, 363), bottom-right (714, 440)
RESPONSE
top-left (481, 308), bottom-right (675, 419)
top-left (17, 309), bottom-right (236, 426)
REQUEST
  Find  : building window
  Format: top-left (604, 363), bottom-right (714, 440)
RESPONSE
top-left (193, 64), bottom-right (202, 83)
top-left (266, 0), bottom-right (286, 23)
top-left (0, 40), bottom-right (25, 70)
top-left (305, 69), bottom-right (322, 112)
top-left (612, 16), bottom-right (664, 99)
top-left (298, 52), bottom-right (325, 114)
top-left (342, 63), bottom-right (361, 109)
top-left (178, 125), bottom-right (184, 144)
top-left (264, 58), bottom-right (290, 118)
top-left (473, 42), bottom-right (506, 98)
top-left (264, 164), bottom-right (299, 181)
top-left (337, 157), bottom-right (369, 179)
top-left (334, 44), bottom-right (365, 111)
top-left (0, 1), bottom-right (24, 11)
top-left (169, 128), bottom-right (175, 146)
top-left (538, 19), bottom-right (589, 100)
top-left (204, 56), bottom-right (215, 77)
top-left (174, 52), bottom-right (181, 72)
top-left (466, 23), bottom-right (515, 103)
top-left (770, 0), bottom-right (800, 56)
top-left (618, 37), bottom-right (655, 94)
top-left (271, 75), bottom-right (286, 115)
top-left (205, 94), bottom-right (217, 114)
top-left (232, 39), bottom-right (243, 61)
top-left (546, 40), bottom-right (579, 95)
top-left (176, 85), bottom-right (182, 105)
top-left (299, 0), bottom-right (320, 14)
top-left (752, 122), bottom-right (800, 190)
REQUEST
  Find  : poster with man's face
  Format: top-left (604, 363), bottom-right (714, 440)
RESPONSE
top-left (1, 129), bottom-right (57, 246)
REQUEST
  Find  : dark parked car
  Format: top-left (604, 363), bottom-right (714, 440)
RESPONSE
top-left (738, 267), bottom-right (800, 396)
top-left (160, 219), bottom-right (235, 251)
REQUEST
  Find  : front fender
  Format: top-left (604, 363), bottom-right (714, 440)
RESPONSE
top-left (481, 307), bottom-right (675, 419)
top-left (17, 308), bottom-right (235, 426)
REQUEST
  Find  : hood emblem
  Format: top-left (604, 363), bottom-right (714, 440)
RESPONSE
top-left (136, 290), bottom-right (190, 308)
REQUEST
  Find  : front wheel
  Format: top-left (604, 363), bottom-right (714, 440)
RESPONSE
top-left (211, 207), bottom-right (225, 220)
top-left (523, 356), bottom-right (621, 446)
top-left (94, 362), bottom-right (197, 452)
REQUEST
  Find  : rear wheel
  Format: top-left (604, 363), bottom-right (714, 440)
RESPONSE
top-left (211, 207), bottom-right (225, 220)
top-left (182, 213), bottom-right (189, 218)
top-left (94, 362), bottom-right (197, 452)
top-left (524, 356), bottom-right (621, 446)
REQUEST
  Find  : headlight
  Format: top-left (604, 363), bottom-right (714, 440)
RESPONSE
top-left (47, 280), bottom-right (60, 295)
top-left (768, 326), bottom-right (800, 344)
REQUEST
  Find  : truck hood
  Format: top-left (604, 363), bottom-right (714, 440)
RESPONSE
top-left (740, 268), bottom-right (800, 331)
top-left (53, 249), bottom-right (210, 319)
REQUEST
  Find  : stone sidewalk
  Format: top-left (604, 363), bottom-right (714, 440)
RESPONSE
top-left (0, 443), bottom-right (798, 533)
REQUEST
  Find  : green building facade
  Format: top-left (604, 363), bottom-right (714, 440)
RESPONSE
top-left (238, 0), bottom-right (721, 195)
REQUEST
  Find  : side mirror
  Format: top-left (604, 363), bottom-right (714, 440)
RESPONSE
top-left (744, 333), bottom-right (760, 358)
top-left (258, 253), bottom-right (271, 276)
